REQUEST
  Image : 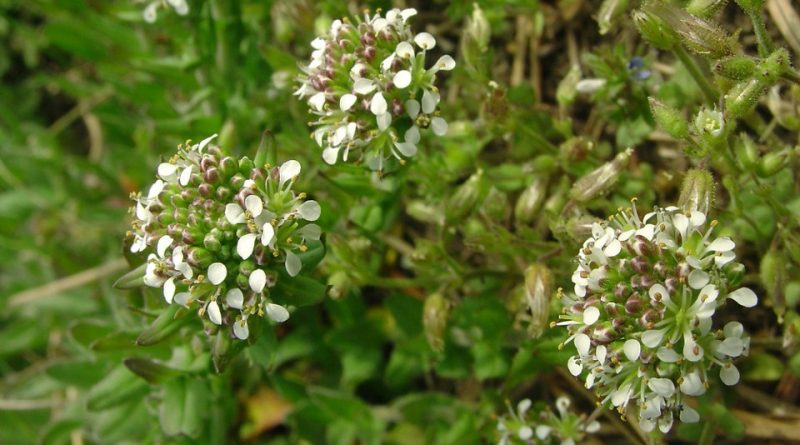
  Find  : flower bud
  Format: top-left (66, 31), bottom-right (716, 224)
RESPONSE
top-left (461, 3), bottom-right (490, 69)
top-left (597, 0), bottom-right (629, 35)
top-left (644, 1), bottom-right (737, 58)
top-left (514, 176), bottom-right (548, 225)
top-left (446, 170), bottom-right (487, 221)
top-left (524, 264), bottom-right (553, 338)
top-left (632, 9), bottom-right (678, 50)
top-left (423, 293), bottom-right (450, 352)
top-left (569, 148), bottom-right (633, 203)
top-left (556, 65), bottom-right (582, 107)
top-left (406, 200), bottom-right (444, 225)
top-left (481, 187), bottom-right (510, 221)
top-left (686, 0), bottom-right (728, 17)
top-left (756, 48), bottom-right (790, 85)
top-left (757, 151), bottom-right (788, 177)
top-left (678, 169), bottom-right (715, 215)
top-left (724, 78), bottom-right (768, 118)
top-left (649, 97), bottom-right (688, 139)
top-left (760, 249), bottom-right (785, 318)
top-left (714, 56), bottom-right (757, 81)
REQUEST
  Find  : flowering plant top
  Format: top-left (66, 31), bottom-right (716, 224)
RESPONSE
top-left (295, 8), bottom-right (455, 170)
top-left (558, 204), bottom-right (757, 432)
top-left (128, 135), bottom-right (322, 340)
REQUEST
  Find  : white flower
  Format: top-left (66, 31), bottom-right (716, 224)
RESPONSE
top-left (414, 32), bottom-right (436, 50)
top-left (207, 263), bottom-right (227, 285)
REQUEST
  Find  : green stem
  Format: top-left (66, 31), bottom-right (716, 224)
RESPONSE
top-left (747, 10), bottom-right (775, 58)
top-left (673, 45), bottom-right (719, 104)
top-left (782, 69), bottom-right (800, 85)
top-left (697, 419), bottom-right (716, 445)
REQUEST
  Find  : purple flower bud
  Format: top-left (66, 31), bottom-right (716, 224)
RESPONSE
top-left (632, 256), bottom-right (649, 273)
top-left (204, 167), bottom-right (220, 184)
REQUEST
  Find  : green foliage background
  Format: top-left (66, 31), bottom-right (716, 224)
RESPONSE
top-left (1, 0), bottom-right (799, 444)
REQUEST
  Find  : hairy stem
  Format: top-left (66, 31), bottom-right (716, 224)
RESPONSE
top-left (673, 45), bottom-right (719, 104)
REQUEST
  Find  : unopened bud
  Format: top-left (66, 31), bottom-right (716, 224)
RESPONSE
top-left (714, 56), bottom-right (757, 81)
top-left (757, 151), bottom-right (788, 177)
top-left (556, 65), bottom-right (582, 107)
top-left (760, 249), bottom-right (785, 318)
top-left (514, 176), bottom-right (548, 224)
top-left (686, 0), bottom-right (728, 17)
top-left (632, 9), bottom-right (678, 50)
top-left (756, 48), bottom-right (790, 85)
top-left (597, 0), bottom-right (629, 35)
top-left (524, 264), bottom-right (553, 338)
top-left (570, 148), bottom-right (633, 202)
top-left (461, 3), bottom-right (490, 68)
top-left (645, 1), bottom-right (737, 58)
top-left (725, 78), bottom-right (768, 118)
top-left (481, 187), bottom-right (510, 220)
top-left (446, 170), bottom-right (487, 221)
top-left (423, 293), bottom-right (450, 352)
top-left (328, 270), bottom-right (352, 299)
top-left (649, 97), bottom-right (688, 139)
top-left (406, 200), bottom-right (444, 225)
top-left (678, 169), bottom-right (715, 215)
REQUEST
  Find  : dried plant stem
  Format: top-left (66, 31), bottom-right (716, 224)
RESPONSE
top-left (8, 258), bottom-right (128, 308)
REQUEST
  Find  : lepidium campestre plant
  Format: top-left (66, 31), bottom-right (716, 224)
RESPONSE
top-left (557, 203), bottom-right (758, 433)
top-left (295, 8), bottom-right (455, 170)
top-left (124, 135), bottom-right (322, 340)
top-left (495, 396), bottom-right (600, 445)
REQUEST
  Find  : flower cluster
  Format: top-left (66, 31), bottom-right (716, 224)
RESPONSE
top-left (142, 0), bottom-right (188, 23)
top-left (295, 8), bottom-right (455, 169)
top-left (557, 205), bottom-right (757, 432)
top-left (128, 135), bottom-right (322, 340)
top-left (496, 396), bottom-right (600, 445)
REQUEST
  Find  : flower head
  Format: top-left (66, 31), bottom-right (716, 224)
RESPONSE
top-left (557, 205), bottom-right (756, 432)
top-left (296, 9), bottom-right (454, 169)
top-left (496, 396), bottom-right (599, 445)
top-left (128, 135), bottom-right (322, 340)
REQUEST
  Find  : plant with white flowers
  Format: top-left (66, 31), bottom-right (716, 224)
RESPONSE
top-left (142, 0), bottom-right (188, 23)
top-left (496, 396), bottom-right (600, 445)
top-left (127, 135), bottom-right (322, 340)
top-left (295, 8), bottom-right (455, 169)
top-left (557, 204), bottom-right (757, 433)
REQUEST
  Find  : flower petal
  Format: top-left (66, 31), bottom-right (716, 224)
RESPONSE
top-left (688, 269), bottom-right (709, 290)
top-left (237, 233), bottom-right (257, 259)
top-left (624, 339), bottom-right (641, 361)
top-left (727, 287), bottom-right (757, 307)
top-left (266, 303), bottom-right (290, 323)
top-left (279, 160), bottom-right (301, 186)
top-left (432, 54), bottom-right (456, 71)
top-left (574, 333), bottom-right (591, 356)
top-left (707, 237), bottom-right (735, 252)
top-left (583, 306), bottom-right (600, 325)
top-left (298, 200), bottom-right (321, 221)
top-left (225, 288), bottom-right (244, 309)
top-left (393, 70), bottom-right (412, 89)
top-left (261, 222), bottom-right (275, 246)
top-left (353, 78), bottom-right (376, 95)
top-left (157, 235), bottom-right (173, 258)
top-left (340, 93), bottom-right (357, 111)
top-left (208, 263), bottom-right (227, 285)
top-left (421, 90), bottom-right (439, 114)
top-left (163, 277), bottom-right (176, 304)
top-left (414, 32), bottom-right (436, 49)
top-left (225, 203), bottom-right (245, 224)
top-left (405, 99), bottom-right (420, 119)
top-left (370, 92), bottom-right (388, 115)
top-left (207, 300), bottom-right (222, 325)
top-left (249, 269), bottom-right (266, 293)
top-left (430, 117), bottom-right (448, 136)
top-left (233, 318), bottom-right (249, 340)
top-left (720, 364), bottom-right (740, 385)
top-left (285, 250), bottom-right (302, 277)
top-left (396, 41), bottom-right (415, 58)
top-left (245, 195), bottom-right (263, 216)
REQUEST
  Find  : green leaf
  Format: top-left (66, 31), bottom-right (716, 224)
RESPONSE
top-left (45, 359), bottom-right (110, 388)
top-left (272, 275), bottom-right (327, 307)
top-left (87, 365), bottom-right (149, 411)
top-left (136, 304), bottom-right (193, 346)
top-left (123, 357), bottom-right (183, 384)
top-left (113, 263), bottom-right (146, 289)
top-left (159, 377), bottom-right (207, 438)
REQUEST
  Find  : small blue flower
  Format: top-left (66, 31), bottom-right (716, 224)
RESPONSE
top-left (628, 56), bottom-right (651, 81)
